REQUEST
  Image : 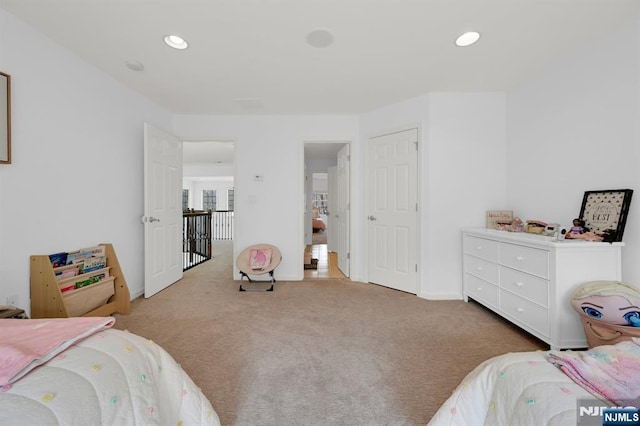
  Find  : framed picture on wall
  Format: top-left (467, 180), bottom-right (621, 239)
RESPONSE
top-left (486, 210), bottom-right (513, 230)
top-left (579, 189), bottom-right (633, 242)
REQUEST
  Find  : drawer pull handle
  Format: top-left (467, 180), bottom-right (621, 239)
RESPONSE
top-left (516, 308), bottom-right (524, 313)
top-left (516, 282), bottom-right (524, 287)
top-left (515, 256), bottom-right (524, 261)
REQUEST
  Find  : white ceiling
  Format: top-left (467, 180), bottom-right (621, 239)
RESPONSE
top-left (2, 0), bottom-right (639, 116)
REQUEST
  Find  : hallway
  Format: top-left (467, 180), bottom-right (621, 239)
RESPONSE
top-left (304, 244), bottom-right (346, 279)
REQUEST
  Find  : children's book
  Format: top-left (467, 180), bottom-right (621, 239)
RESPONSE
top-left (55, 267), bottom-right (79, 279)
top-left (60, 283), bottom-right (76, 293)
top-left (65, 251), bottom-right (90, 266)
top-left (75, 273), bottom-right (105, 289)
top-left (83, 256), bottom-right (106, 273)
top-left (49, 252), bottom-right (68, 268)
top-left (77, 246), bottom-right (106, 257)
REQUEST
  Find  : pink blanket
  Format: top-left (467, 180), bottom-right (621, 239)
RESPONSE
top-left (547, 337), bottom-right (640, 406)
top-left (0, 316), bottom-right (115, 386)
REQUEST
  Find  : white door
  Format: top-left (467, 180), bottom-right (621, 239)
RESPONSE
top-left (143, 123), bottom-right (183, 298)
top-left (327, 166), bottom-right (338, 252)
top-left (336, 144), bottom-right (350, 276)
top-left (367, 128), bottom-right (418, 294)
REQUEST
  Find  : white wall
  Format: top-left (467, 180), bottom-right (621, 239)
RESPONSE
top-left (423, 93), bottom-right (507, 299)
top-left (172, 115), bottom-right (359, 281)
top-left (183, 163), bottom-right (234, 179)
top-left (0, 9), bottom-right (172, 312)
top-left (312, 172), bottom-right (328, 192)
top-left (506, 17), bottom-right (640, 285)
top-left (359, 93), bottom-right (507, 299)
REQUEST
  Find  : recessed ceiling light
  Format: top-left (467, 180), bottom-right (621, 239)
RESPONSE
top-left (164, 34), bottom-right (189, 50)
top-left (455, 31), bottom-right (480, 47)
top-left (306, 28), bottom-right (334, 48)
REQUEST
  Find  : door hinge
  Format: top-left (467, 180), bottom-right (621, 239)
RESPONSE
top-left (415, 264), bottom-right (418, 272)
top-left (347, 154), bottom-right (351, 161)
top-left (414, 141), bottom-right (418, 151)
top-left (347, 252), bottom-right (350, 260)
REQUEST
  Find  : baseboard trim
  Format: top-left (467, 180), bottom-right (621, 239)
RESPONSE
top-left (418, 292), bottom-right (463, 301)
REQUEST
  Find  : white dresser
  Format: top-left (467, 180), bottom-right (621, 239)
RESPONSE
top-left (462, 228), bottom-right (623, 350)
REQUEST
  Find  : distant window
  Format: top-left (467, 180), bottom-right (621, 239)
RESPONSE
top-left (203, 190), bottom-right (216, 211)
top-left (228, 187), bottom-right (234, 212)
top-left (312, 192), bottom-right (328, 215)
top-left (182, 189), bottom-right (189, 211)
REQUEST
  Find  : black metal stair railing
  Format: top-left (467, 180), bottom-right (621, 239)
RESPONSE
top-left (182, 210), bottom-right (234, 271)
top-left (182, 210), bottom-right (212, 271)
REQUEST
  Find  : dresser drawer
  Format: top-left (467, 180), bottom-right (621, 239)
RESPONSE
top-left (464, 255), bottom-right (498, 284)
top-left (464, 235), bottom-right (499, 262)
top-left (499, 243), bottom-right (549, 278)
top-left (500, 290), bottom-right (550, 337)
top-left (465, 274), bottom-right (498, 309)
top-left (500, 266), bottom-right (549, 307)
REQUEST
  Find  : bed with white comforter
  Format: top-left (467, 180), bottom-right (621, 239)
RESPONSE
top-left (428, 351), bottom-right (595, 425)
top-left (0, 317), bottom-right (220, 426)
top-left (428, 339), bottom-right (640, 426)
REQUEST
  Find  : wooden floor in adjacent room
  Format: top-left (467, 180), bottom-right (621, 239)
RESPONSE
top-left (304, 244), bottom-right (346, 279)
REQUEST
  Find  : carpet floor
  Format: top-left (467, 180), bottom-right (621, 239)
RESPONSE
top-left (113, 241), bottom-right (546, 425)
top-left (312, 231), bottom-right (327, 245)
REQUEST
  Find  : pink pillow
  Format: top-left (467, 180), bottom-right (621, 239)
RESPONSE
top-left (249, 248), bottom-right (273, 270)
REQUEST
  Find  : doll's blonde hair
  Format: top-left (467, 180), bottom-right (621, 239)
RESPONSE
top-left (572, 281), bottom-right (640, 304)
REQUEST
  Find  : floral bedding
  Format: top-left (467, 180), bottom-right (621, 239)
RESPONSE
top-left (0, 319), bottom-right (220, 426)
top-left (427, 351), bottom-right (601, 426)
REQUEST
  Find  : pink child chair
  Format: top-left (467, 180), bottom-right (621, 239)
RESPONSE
top-left (236, 244), bottom-right (282, 292)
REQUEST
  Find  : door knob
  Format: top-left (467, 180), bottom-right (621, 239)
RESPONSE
top-left (368, 215), bottom-right (377, 221)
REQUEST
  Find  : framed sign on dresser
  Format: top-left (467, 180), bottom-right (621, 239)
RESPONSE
top-left (461, 228), bottom-right (623, 350)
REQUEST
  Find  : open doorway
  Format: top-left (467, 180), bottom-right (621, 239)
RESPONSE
top-left (182, 140), bottom-right (235, 269)
top-left (310, 172), bottom-right (328, 245)
top-left (303, 142), bottom-right (350, 279)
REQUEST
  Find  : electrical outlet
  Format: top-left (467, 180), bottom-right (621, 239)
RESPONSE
top-left (6, 295), bottom-right (18, 307)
